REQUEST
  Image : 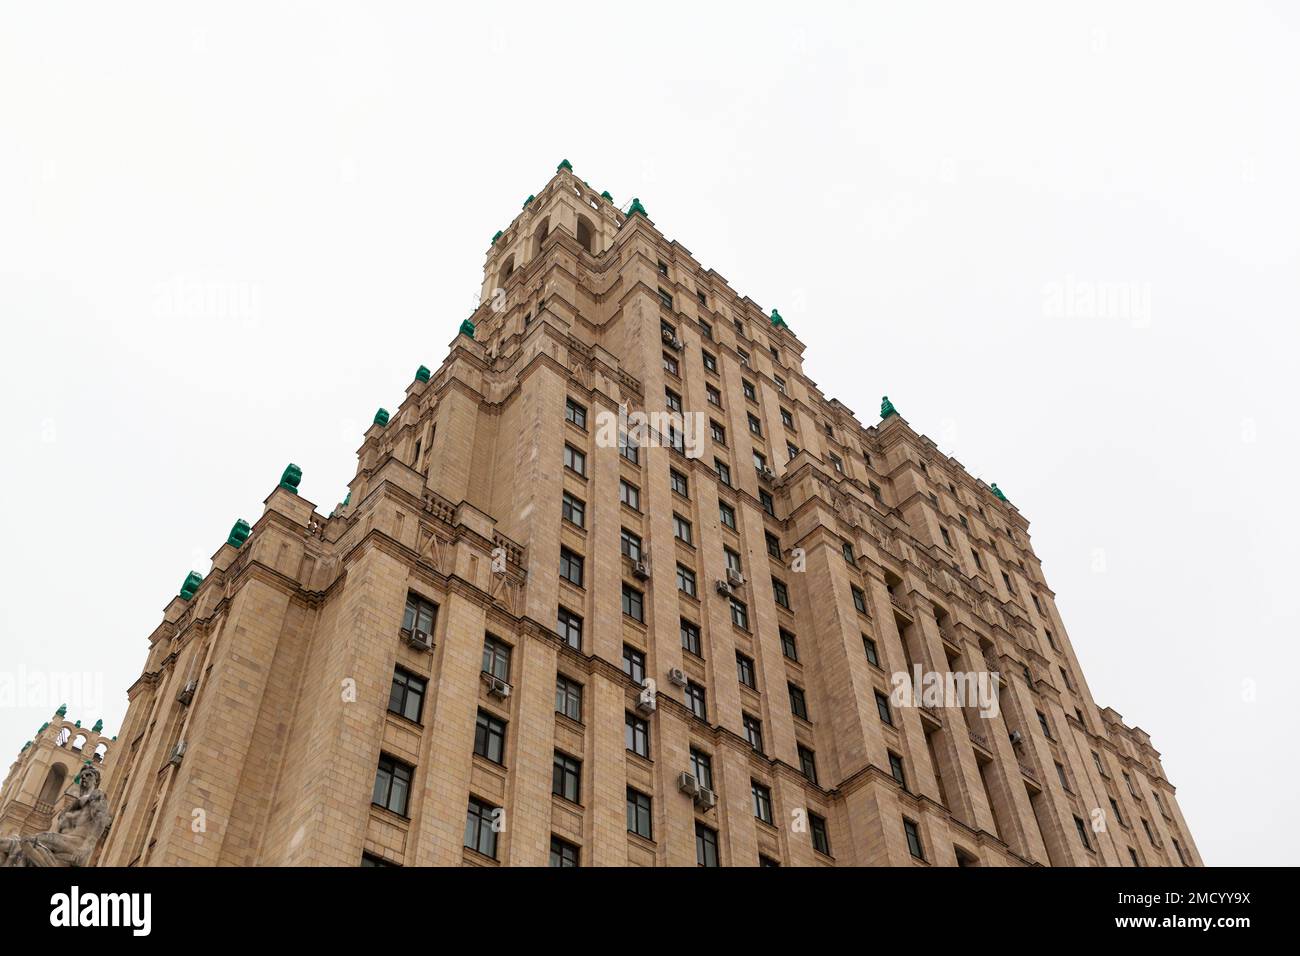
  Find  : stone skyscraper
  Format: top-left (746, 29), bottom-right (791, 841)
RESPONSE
top-left (90, 162), bottom-right (1199, 867)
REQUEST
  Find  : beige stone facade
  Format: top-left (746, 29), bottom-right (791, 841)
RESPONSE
top-left (86, 163), bottom-right (1199, 867)
top-left (1, 709), bottom-right (112, 839)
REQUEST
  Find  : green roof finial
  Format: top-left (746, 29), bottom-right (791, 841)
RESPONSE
top-left (38, 722), bottom-right (49, 734)
top-left (557, 159), bottom-right (573, 172)
top-left (342, 491), bottom-right (351, 506)
top-left (55, 704), bottom-right (67, 718)
top-left (459, 317), bottom-right (476, 339)
top-left (770, 308), bottom-right (787, 329)
top-left (415, 365), bottom-right (431, 383)
top-left (491, 230), bottom-right (503, 245)
top-left (600, 190), bottom-right (613, 202)
top-left (880, 396), bottom-right (898, 419)
top-left (92, 719), bottom-right (104, 734)
top-left (373, 408), bottom-right (390, 427)
top-left (20, 740), bottom-right (30, 751)
top-left (227, 518), bottom-right (251, 549)
top-left (74, 719), bottom-right (81, 728)
top-left (991, 483), bottom-right (1009, 503)
top-left (522, 194), bottom-right (535, 209)
top-left (279, 463), bottom-right (302, 494)
top-left (626, 197), bottom-right (648, 218)
top-left (179, 570), bottom-right (203, 601)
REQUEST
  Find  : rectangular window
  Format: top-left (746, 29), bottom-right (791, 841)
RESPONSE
top-left (464, 797), bottom-right (499, 858)
top-left (555, 675), bottom-right (583, 722)
top-left (620, 431), bottom-right (640, 464)
top-left (1074, 815), bottom-right (1092, 851)
top-left (662, 352), bottom-right (679, 376)
top-left (798, 745), bottom-right (818, 784)
top-left (658, 287), bottom-right (673, 309)
top-left (714, 458), bottom-right (731, 487)
top-left (875, 690), bottom-right (893, 726)
top-left (686, 681), bottom-right (708, 720)
top-left (863, 635), bottom-right (880, 667)
top-left (842, 541), bottom-right (855, 563)
top-left (971, 548), bottom-right (984, 571)
top-left (889, 752), bottom-right (907, 789)
top-left (788, 683), bottom-right (808, 721)
top-left (474, 710), bottom-right (507, 764)
top-left (560, 490), bottom-right (586, 528)
top-left (625, 712), bottom-right (650, 757)
top-left (780, 407), bottom-right (794, 429)
top-left (772, 577), bottom-right (791, 609)
top-left (622, 645), bottom-right (646, 684)
top-left (556, 607), bottom-right (583, 650)
top-left (552, 752), bottom-right (581, 803)
top-left (620, 528), bottom-right (643, 561)
top-left (869, 482), bottom-right (882, 502)
top-left (681, 618), bottom-right (702, 656)
top-left (549, 836), bottom-right (580, 868)
top-left (565, 398), bottom-right (587, 429)
top-left (1109, 797), bottom-right (1124, 826)
top-left (742, 380), bottom-right (757, 402)
top-left (851, 586), bottom-right (867, 615)
top-left (1057, 762), bottom-right (1070, 790)
top-left (730, 598), bottom-right (749, 630)
top-left (787, 442), bottom-right (799, 461)
top-left (735, 651), bottom-right (756, 689)
top-left (622, 584), bottom-right (644, 622)
top-left (559, 547), bottom-right (584, 586)
top-left (372, 755), bottom-right (413, 816)
top-left (690, 748), bottom-right (713, 790)
top-left (1037, 710), bottom-right (1053, 740)
top-left (401, 593), bottom-right (437, 636)
top-left (765, 531), bottom-right (782, 559)
top-left (904, 818), bottom-right (925, 860)
top-left (699, 315), bottom-right (711, 335)
top-left (759, 491), bottom-right (775, 516)
top-left (673, 513), bottom-right (693, 545)
top-left (940, 527), bottom-right (952, 548)
top-left (753, 449), bottom-right (767, 472)
top-left (743, 713), bottom-right (764, 754)
top-left (563, 444), bottom-right (586, 476)
top-left (627, 788), bottom-right (653, 839)
top-left (747, 413), bottom-right (762, 436)
top-left (702, 350), bottom-right (717, 373)
top-left (388, 667), bottom-right (426, 724)
top-left (676, 563), bottom-right (697, 597)
top-left (830, 453), bottom-right (844, 474)
top-left (810, 813), bottom-right (831, 856)
top-left (619, 479), bottom-right (641, 511)
top-left (774, 375), bottom-right (786, 395)
top-left (710, 420), bottom-right (727, 446)
top-left (751, 781), bottom-right (774, 825)
top-left (665, 388), bottom-right (682, 413)
top-left (482, 635), bottom-right (511, 681)
top-left (695, 822), bottom-right (719, 867)
top-left (670, 468), bottom-right (689, 497)
top-left (706, 383), bottom-right (722, 407)
top-left (718, 501), bottom-right (737, 531)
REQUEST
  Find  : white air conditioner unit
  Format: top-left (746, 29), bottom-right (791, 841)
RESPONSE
top-left (404, 628), bottom-right (433, 652)
top-left (726, 568), bottom-right (745, 587)
top-left (677, 772), bottom-right (701, 797)
top-left (637, 684), bottom-right (657, 714)
top-left (661, 329), bottom-right (682, 350)
top-left (1008, 730), bottom-right (1023, 746)
top-left (759, 466), bottom-right (776, 482)
top-left (176, 680), bottom-right (197, 706)
top-left (714, 580), bottom-right (733, 597)
top-left (632, 560), bottom-right (651, 580)
top-left (695, 787), bottom-right (717, 811)
top-left (168, 741), bottom-right (186, 767)
top-left (667, 667), bottom-right (688, 687)
top-left (484, 674), bottom-right (512, 700)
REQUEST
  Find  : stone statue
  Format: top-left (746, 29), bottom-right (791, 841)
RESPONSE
top-left (0, 764), bottom-right (112, 867)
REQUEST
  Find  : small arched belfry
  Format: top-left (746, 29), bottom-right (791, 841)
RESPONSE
top-left (0, 706), bottom-right (113, 838)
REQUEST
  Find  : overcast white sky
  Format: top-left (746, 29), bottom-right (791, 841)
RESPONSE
top-left (2, 2), bottom-right (1297, 866)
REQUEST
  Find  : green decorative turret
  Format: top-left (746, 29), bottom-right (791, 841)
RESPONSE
top-left (600, 190), bottom-right (613, 202)
top-left (415, 365), bottom-right (431, 383)
top-left (179, 570), bottom-right (203, 601)
top-left (491, 230), bottom-right (503, 245)
top-left (522, 194), bottom-right (535, 209)
top-left (991, 483), bottom-right (1009, 503)
top-left (227, 518), bottom-right (251, 549)
top-left (459, 317), bottom-right (476, 339)
top-left (20, 740), bottom-right (30, 752)
top-left (38, 722), bottom-right (49, 734)
top-left (279, 463), bottom-right (302, 494)
top-left (880, 396), bottom-right (898, 419)
top-left (769, 308), bottom-right (787, 329)
top-left (626, 197), bottom-right (648, 218)
top-left (74, 720), bottom-right (81, 728)
top-left (374, 408), bottom-right (390, 427)
top-left (92, 719), bottom-right (104, 734)
top-left (557, 159), bottom-right (573, 172)
top-left (55, 704), bottom-right (67, 718)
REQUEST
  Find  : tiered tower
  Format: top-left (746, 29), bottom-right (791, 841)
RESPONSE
top-left (95, 162), bottom-right (1199, 867)
top-left (0, 706), bottom-right (112, 837)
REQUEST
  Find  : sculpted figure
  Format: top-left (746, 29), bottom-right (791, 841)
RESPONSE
top-left (0, 764), bottom-right (111, 867)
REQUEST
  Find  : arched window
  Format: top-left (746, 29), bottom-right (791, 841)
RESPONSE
top-left (37, 763), bottom-right (67, 805)
top-left (531, 217), bottom-right (550, 259)
top-left (496, 254), bottom-right (515, 291)
top-left (55, 727), bottom-right (70, 747)
top-left (71, 734), bottom-right (87, 752)
top-left (93, 743), bottom-right (108, 763)
top-left (576, 214), bottom-right (596, 255)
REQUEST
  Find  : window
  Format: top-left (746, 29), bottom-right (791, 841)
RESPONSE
top-left (710, 420), bottom-right (727, 446)
top-left (561, 491), bottom-right (585, 528)
top-left (787, 442), bottom-right (799, 462)
top-left (622, 645), bottom-right (646, 684)
top-left (702, 350), bottom-right (718, 373)
top-left (875, 691), bottom-right (893, 726)
top-left (752, 781), bottom-right (774, 824)
top-left (665, 388), bottom-right (682, 413)
top-left (550, 836), bottom-right (580, 868)
top-left (742, 379), bottom-right (757, 402)
top-left (719, 501), bottom-right (737, 530)
top-left (474, 710), bottom-right (506, 764)
top-left (736, 651), bottom-right (756, 689)
top-left (730, 598), bottom-right (749, 630)
top-left (681, 618), bottom-right (702, 656)
top-left (851, 585), bottom-right (867, 614)
top-left (690, 749), bottom-right (713, 790)
top-left (842, 541), bottom-right (855, 563)
top-left (780, 407), bottom-right (794, 429)
top-left (625, 712), bottom-right (650, 757)
top-left (743, 713), bottom-right (764, 754)
top-left (788, 683), bottom-right (809, 720)
top-left (830, 453), bottom-right (844, 474)
top-left (482, 635), bottom-right (511, 681)
top-left (695, 822), bottom-right (719, 867)
top-left (724, 547), bottom-right (742, 575)
top-left (971, 548), bottom-right (984, 571)
top-left (673, 513), bottom-right (693, 545)
top-left (622, 583), bottom-right (644, 622)
top-left (619, 479), bottom-right (641, 511)
top-left (1092, 751), bottom-right (1106, 776)
top-left (1142, 818), bottom-right (1156, 845)
top-left (627, 788), bottom-right (653, 839)
top-left (565, 398), bottom-right (587, 429)
top-left (658, 287), bottom-right (673, 308)
top-left (1109, 797), bottom-right (1124, 826)
top-left (889, 752), bottom-right (907, 789)
top-left (798, 745), bottom-right (818, 784)
top-left (774, 375), bottom-right (786, 395)
top-left (1056, 762), bottom-right (1070, 790)
top-left (686, 681), bottom-right (708, 720)
top-left (372, 755), bottom-right (412, 816)
top-left (620, 431), bottom-right (640, 463)
top-left (904, 818), bottom-right (926, 860)
top-left (714, 458), bottom-right (732, 486)
top-left (1037, 710), bottom-right (1053, 740)
top-left (556, 607), bottom-right (583, 650)
top-left (810, 813), bottom-right (831, 856)
top-left (1074, 815), bottom-right (1092, 851)
top-left (552, 752), bottom-right (581, 803)
top-left (940, 527), bottom-right (952, 548)
top-left (388, 668), bottom-right (426, 724)
top-left (759, 491), bottom-right (775, 516)
top-left (1128, 847), bottom-right (1141, 867)
top-left (676, 563), bottom-right (697, 597)
top-left (869, 481), bottom-right (882, 502)
top-left (670, 468), bottom-right (689, 497)
top-left (620, 528), bottom-right (643, 561)
top-left (1002, 571), bottom-right (1014, 594)
top-left (760, 855), bottom-right (781, 868)
top-left (1124, 772), bottom-right (1139, 798)
top-left (559, 547), bottom-right (584, 586)
top-left (555, 675), bottom-right (583, 721)
top-left (563, 443), bottom-right (586, 476)
top-left (765, 531), bottom-right (782, 559)
top-left (706, 383), bottom-right (722, 407)
top-left (361, 853), bottom-right (397, 867)
top-left (464, 797), bottom-right (499, 858)
top-left (402, 593), bottom-right (437, 636)
top-left (772, 577), bottom-right (791, 609)
top-left (1045, 628), bottom-right (1057, 650)
top-left (863, 635), bottom-right (880, 667)
top-left (753, 449), bottom-right (767, 472)
top-left (699, 315), bottom-right (711, 335)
